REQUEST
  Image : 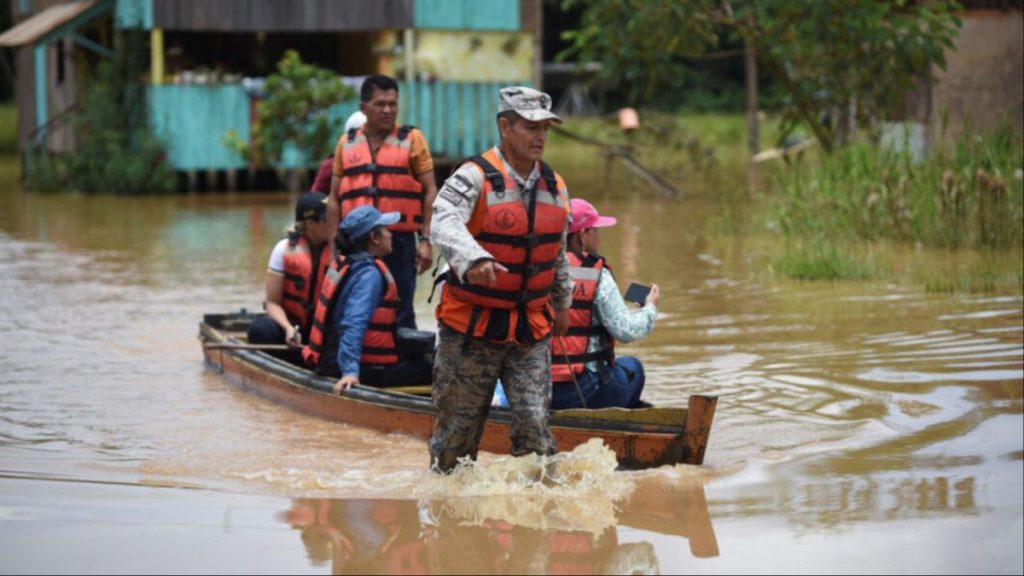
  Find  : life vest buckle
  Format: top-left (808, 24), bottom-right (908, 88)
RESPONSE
top-left (366, 185), bottom-right (378, 196)
top-left (365, 162), bottom-right (377, 173)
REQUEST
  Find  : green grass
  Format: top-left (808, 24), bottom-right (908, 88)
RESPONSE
top-left (910, 250), bottom-right (1024, 294)
top-left (756, 123), bottom-right (1024, 292)
top-left (771, 125), bottom-right (1023, 251)
top-left (773, 240), bottom-right (886, 281)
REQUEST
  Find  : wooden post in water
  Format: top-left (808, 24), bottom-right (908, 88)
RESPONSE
top-left (682, 395), bottom-right (717, 465)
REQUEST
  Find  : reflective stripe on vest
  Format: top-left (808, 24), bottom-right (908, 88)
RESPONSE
top-left (551, 252), bottom-right (615, 382)
top-left (302, 255), bottom-right (400, 369)
top-left (281, 235), bottom-right (331, 334)
top-left (338, 125), bottom-right (423, 232)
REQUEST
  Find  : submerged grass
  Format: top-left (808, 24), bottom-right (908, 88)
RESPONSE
top-left (762, 124), bottom-right (1023, 290)
top-left (773, 125), bottom-right (1023, 251)
top-left (773, 239), bottom-right (886, 281)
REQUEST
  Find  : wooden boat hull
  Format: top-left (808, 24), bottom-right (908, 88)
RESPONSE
top-left (200, 313), bottom-right (716, 469)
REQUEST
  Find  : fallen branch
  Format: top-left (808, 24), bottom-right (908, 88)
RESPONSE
top-left (552, 125), bottom-right (683, 198)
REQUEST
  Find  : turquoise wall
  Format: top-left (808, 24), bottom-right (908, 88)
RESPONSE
top-left (147, 81), bottom-right (502, 171)
top-left (115, 0), bottom-right (153, 29)
top-left (114, 0), bottom-right (518, 31)
top-left (414, 0), bottom-right (519, 31)
top-left (400, 80), bottom-right (502, 160)
top-left (148, 85), bottom-right (250, 170)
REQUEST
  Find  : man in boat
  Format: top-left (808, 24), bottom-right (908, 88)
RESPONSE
top-left (549, 198), bottom-right (660, 409)
top-left (325, 75), bottom-right (438, 331)
top-left (247, 191), bottom-right (334, 358)
top-left (303, 205), bottom-right (434, 392)
top-left (427, 86), bottom-right (574, 473)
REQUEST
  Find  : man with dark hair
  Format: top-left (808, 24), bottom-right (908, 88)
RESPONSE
top-left (326, 74), bottom-right (437, 330)
top-left (427, 86), bottom-right (574, 473)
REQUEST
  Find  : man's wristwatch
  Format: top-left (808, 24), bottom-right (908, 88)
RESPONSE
top-left (419, 232), bottom-right (431, 244)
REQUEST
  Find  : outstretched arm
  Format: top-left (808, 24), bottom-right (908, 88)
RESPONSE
top-left (593, 269), bottom-right (657, 343)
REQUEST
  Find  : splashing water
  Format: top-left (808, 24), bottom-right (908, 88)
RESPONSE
top-left (412, 439), bottom-right (635, 534)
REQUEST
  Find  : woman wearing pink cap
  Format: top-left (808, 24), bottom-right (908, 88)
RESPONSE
top-left (550, 199), bottom-right (660, 409)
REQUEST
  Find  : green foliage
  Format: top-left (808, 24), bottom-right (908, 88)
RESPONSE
top-left (755, 1), bottom-right (961, 152)
top-left (224, 50), bottom-right (352, 169)
top-left (773, 239), bottom-right (883, 281)
top-left (559, 0), bottom-right (962, 152)
top-left (771, 125), bottom-right (1024, 252)
top-left (28, 32), bottom-right (175, 194)
top-left (560, 0), bottom-right (719, 100)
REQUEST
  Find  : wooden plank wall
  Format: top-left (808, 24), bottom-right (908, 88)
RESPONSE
top-left (414, 0), bottom-right (519, 30)
top-left (152, 0), bottom-right (414, 31)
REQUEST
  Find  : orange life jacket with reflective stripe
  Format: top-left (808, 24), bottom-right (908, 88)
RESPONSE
top-left (338, 125), bottom-right (423, 232)
top-left (281, 234), bottom-right (331, 336)
top-left (437, 149), bottom-right (570, 344)
top-left (302, 254), bottom-right (400, 370)
top-left (550, 252), bottom-right (616, 382)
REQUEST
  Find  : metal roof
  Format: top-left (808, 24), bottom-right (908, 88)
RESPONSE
top-left (0, 1), bottom-right (99, 47)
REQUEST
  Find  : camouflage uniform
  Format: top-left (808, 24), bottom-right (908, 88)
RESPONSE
top-left (428, 88), bottom-right (572, 472)
top-left (429, 325), bottom-right (557, 471)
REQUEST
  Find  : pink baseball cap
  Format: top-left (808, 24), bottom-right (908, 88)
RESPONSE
top-left (569, 198), bottom-right (617, 234)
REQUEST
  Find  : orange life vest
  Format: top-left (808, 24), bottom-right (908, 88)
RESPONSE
top-left (437, 149), bottom-right (570, 344)
top-left (302, 254), bottom-right (400, 370)
top-left (281, 234), bottom-right (332, 336)
top-left (338, 125), bottom-right (423, 232)
top-left (550, 252), bottom-right (616, 383)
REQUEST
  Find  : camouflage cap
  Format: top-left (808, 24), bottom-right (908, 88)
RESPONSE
top-left (498, 86), bottom-right (562, 124)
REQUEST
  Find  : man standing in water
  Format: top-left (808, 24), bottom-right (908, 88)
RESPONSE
top-left (326, 75), bottom-right (437, 330)
top-left (428, 86), bottom-right (573, 473)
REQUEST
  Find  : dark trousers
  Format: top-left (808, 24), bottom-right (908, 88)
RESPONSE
top-left (319, 352), bottom-right (433, 388)
top-left (246, 315), bottom-right (304, 365)
top-left (360, 357), bottom-right (434, 388)
top-left (383, 231), bottom-right (418, 330)
top-left (550, 356), bottom-right (646, 410)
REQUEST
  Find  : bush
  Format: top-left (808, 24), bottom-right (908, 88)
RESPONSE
top-left (28, 32), bottom-right (175, 194)
top-left (771, 125), bottom-right (1024, 252)
top-left (224, 50), bottom-right (353, 172)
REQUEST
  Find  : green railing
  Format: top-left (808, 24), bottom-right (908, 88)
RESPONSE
top-left (146, 80), bottom-right (505, 171)
top-left (400, 80), bottom-right (503, 161)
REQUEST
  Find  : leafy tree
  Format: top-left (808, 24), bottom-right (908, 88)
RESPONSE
top-left (28, 31), bottom-right (175, 194)
top-left (224, 50), bottom-right (353, 179)
top-left (560, 0), bottom-right (961, 153)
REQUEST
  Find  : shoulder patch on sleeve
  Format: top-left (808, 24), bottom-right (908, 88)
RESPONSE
top-left (440, 173), bottom-right (474, 205)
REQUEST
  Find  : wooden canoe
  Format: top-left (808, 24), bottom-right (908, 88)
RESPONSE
top-left (199, 312), bottom-right (716, 469)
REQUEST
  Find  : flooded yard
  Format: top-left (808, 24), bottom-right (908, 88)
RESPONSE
top-left (0, 155), bottom-right (1021, 574)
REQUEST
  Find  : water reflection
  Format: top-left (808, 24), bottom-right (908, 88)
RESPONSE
top-left (283, 482), bottom-right (718, 574)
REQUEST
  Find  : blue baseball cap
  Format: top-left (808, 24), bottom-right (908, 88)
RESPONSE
top-left (340, 205), bottom-right (401, 241)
